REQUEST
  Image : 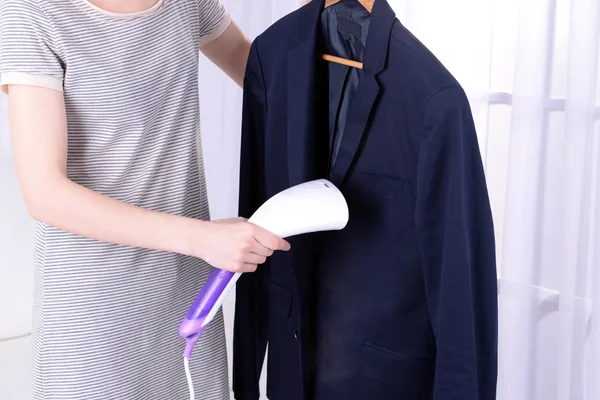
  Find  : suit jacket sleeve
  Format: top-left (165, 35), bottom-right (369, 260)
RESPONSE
top-left (233, 39), bottom-right (269, 400)
top-left (415, 86), bottom-right (498, 400)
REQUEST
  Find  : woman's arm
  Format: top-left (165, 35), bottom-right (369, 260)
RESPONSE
top-left (200, 20), bottom-right (251, 88)
top-left (8, 84), bottom-right (289, 272)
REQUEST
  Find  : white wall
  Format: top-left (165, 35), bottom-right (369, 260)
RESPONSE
top-left (0, 92), bottom-right (36, 399)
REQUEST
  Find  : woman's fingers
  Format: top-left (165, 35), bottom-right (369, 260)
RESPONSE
top-left (250, 239), bottom-right (274, 257)
top-left (243, 252), bottom-right (267, 266)
top-left (251, 224), bottom-right (291, 251)
top-left (242, 263), bottom-right (258, 273)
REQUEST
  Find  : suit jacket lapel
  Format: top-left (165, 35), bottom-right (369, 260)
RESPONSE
top-left (287, 0), bottom-right (397, 187)
top-left (329, 0), bottom-right (397, 186)
top-left (329, 73), bottom-right (379, 185)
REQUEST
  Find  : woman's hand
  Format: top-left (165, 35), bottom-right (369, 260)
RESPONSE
top-left (191, 218), bottom-right (291, 273)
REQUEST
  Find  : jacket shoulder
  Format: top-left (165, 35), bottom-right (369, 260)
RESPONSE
top-left (387, 21), bottom-right (462, 96)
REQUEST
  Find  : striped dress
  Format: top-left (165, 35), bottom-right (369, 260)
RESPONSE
top-left (0, 0), bottom-right (231, 398)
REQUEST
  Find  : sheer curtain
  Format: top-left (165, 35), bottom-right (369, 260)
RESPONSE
top-left (0, 75), bottom-right (37, 400)
top-left (386, 1), bottom-right (599, 399)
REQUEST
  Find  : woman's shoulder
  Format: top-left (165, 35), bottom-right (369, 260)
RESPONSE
top-left (1, 0), bottom-right (63, 13)
top-left (1, 0), bottom-right (41, 15)
top-left (0, 0), bottom-right (52, 37)
top-left (0, 0), bottom-right (72, 27)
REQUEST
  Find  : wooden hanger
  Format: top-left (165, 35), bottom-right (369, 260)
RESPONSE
top-left (324, 0), bottom-right (373, 13)
top-left (321, 0), bottom-right (374, 69)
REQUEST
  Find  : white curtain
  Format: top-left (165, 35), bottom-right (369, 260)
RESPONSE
top-left (387, 1), bottom-right (599, 399)
top-left (0, 0), bottom-right (598, 399)
top-left (0, 77), bottom-right (37, 399)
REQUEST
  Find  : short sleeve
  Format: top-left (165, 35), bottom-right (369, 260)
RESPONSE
top-left (197, 0), bottom-right (231, 47)
top-left (0, 0), bottom-right (64, 94)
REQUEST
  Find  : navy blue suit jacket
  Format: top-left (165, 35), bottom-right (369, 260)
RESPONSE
top-left (234, 1), bottom-right (498, 399)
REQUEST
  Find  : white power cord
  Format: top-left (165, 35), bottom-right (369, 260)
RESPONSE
top-left (184, 357), bottom-right (195, 400)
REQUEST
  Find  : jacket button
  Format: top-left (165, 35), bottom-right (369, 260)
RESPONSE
top-left (294, 331), bottom-right (299, 343)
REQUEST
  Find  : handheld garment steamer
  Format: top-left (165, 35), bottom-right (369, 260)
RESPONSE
top-left (179, 179), bottom-right (349, 399)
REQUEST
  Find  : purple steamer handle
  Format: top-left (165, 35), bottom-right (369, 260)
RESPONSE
top-left (178, 179), bottom-right (349, 358)
top-left (179, 268), bottom-right (239, 358)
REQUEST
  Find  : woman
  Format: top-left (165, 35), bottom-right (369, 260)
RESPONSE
top-left (0, 0), bottom-right (288, 398)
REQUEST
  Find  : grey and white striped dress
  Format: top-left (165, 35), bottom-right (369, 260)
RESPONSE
top-left (0, 0), bottom-right (231, 398)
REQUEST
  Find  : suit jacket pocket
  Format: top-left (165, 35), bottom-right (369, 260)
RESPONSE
top-left (361, 342), bottom-right (435, 391)
top-left (269, 281), bottom-right (292, 319)
top-left (346, 172), bottom-right (405, 195)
